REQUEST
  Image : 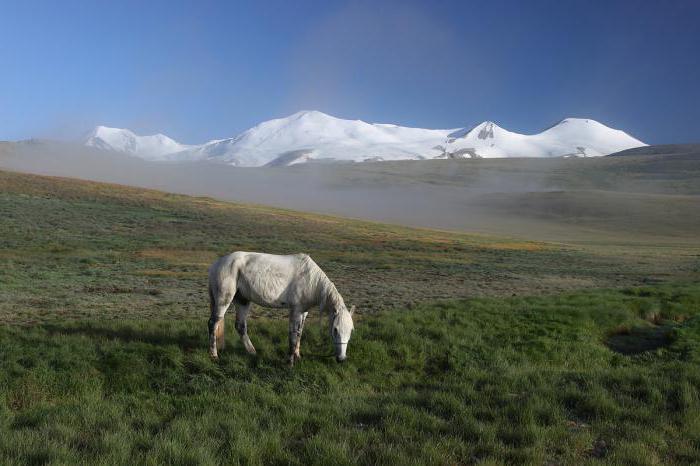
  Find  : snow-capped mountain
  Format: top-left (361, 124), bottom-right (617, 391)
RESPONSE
top-left (84, 111), bottom-right (646, 166)
top-left (84, 126), bottom-right (194, 161)
top-left (177, 110), bottom-right (455, 166)
top-left (441, 118), bottom-right (645, 158)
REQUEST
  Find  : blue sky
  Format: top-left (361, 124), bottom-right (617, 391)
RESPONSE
top-left (1, 0), bottom-right (698, 144)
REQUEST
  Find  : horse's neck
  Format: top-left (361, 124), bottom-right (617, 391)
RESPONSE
top-left (316, 272), bottom-right (341, 313)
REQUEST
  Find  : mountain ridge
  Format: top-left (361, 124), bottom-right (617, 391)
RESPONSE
top-left (84, 111), bottom-right (646, 166)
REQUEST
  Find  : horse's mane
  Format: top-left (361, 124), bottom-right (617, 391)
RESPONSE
top-left (301, 255), bottom-right (344, 314)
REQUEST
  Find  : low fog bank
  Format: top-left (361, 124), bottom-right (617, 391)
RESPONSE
top-left (1, 141), bottom-right (698, 243)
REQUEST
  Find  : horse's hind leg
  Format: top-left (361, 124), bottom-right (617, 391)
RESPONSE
top-left (235, 300), bottom-right (256, 354)
top-left (208, 279), bottom-right (235, 360)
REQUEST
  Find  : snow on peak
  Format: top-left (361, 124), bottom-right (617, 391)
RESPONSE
top-left (466, 121), bottom-right (503, 140)
top-left (84, 125), bottom-right (193, 160)
top-left (290, 109), bottom-right (331, 119)
top-left (178, 111), bottom-right (452, 166)
top-left (84, 113), bottom-right (647, 166)
top-left (444, 117), bottom-right (645, 159)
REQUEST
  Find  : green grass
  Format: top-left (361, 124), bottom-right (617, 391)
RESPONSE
top-left (1, 170), bottom-right (700, 464)
top-left (1, 284), bottom-right (700, 465)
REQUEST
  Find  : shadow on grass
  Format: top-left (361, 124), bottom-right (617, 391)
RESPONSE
top-left (42, 323), bottom-right (203, 349)
top-left (605, 325), bottom-right (675, 355)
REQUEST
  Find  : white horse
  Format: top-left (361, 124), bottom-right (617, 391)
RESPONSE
top-left (208, 252), bottom-right (354, 365)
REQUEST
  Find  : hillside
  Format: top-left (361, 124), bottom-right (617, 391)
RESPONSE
top-left (2, 142), bottom-right (698, 246)
top-left (1, 169), bottom-right (697, 325)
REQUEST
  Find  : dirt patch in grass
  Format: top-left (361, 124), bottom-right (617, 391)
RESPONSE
top-left (83, 285), bottom-right (162, 296)
top-left (137, 269), bottom-right (202, 278)
top-left (483, 242), bottom-right (547, 251)
top-left (136, 248), bottom-right (217, 266)
top-left (531, 275), bottom-right (597, 288)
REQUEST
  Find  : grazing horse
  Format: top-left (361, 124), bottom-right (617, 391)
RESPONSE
top-left (207, 252), bottom-right (354, 365)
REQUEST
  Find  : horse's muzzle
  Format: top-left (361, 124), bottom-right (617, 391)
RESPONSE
top-left (335, 355), bottom-right (346, 363)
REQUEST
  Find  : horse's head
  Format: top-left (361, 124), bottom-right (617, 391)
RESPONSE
top-left (331, 305), bottom-right (354, 362)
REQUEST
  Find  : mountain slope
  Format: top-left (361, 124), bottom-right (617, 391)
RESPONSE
top-left (84, 112), bottom-right (646, 166)
top-left (608, 143), bottom-right (700, 157)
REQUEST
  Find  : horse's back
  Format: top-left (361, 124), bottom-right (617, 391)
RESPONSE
top-left (209, 251), bottom-right (245, 280)
top-left (210, 252), bottom-right (316, 308)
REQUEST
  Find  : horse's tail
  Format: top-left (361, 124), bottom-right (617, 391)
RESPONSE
top-left (207, 277), bottom-right (217, 338)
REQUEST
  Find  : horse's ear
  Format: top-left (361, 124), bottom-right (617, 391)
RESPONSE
top-left (350, 305), bottom-right (356, 315)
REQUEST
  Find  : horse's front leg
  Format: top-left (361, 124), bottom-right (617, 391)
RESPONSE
top-left (288, 309), bottom-right (308, 366)
top-left (295, 311), bottom-right (309, 359)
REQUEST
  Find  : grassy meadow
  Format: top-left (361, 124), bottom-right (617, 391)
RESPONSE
top-left (1, 169), bottom-right (700, 464)
top-left (2, 285), bottom-right (700, 465)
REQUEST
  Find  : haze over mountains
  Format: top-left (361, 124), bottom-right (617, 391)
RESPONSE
top-left (84, 111), bottom-right (646, 167)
